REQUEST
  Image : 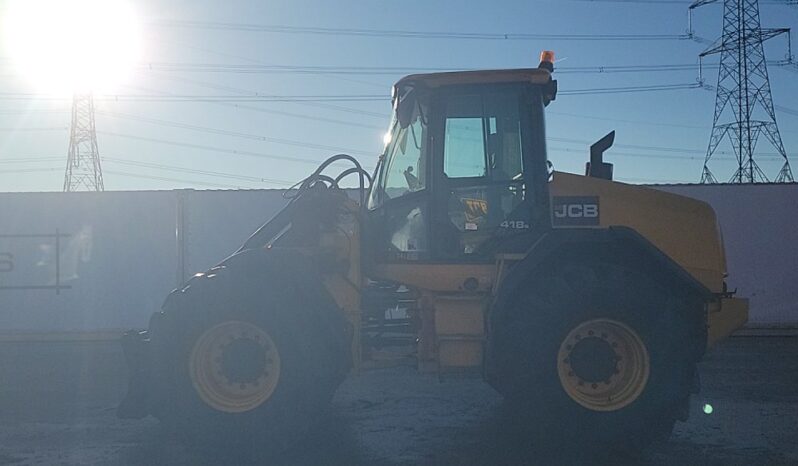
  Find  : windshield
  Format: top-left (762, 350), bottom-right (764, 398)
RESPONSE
top-left (367, 89), bottom-right (428, 209)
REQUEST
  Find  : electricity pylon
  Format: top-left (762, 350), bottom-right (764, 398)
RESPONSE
top-left (691, 0), bottom-right (794, 183)
top-left (64, 94), bottom-right (104, 191)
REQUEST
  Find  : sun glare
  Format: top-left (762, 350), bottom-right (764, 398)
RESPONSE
top-left (3, 0), bottom-right (142, 95)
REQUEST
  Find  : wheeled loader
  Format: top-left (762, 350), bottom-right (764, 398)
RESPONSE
top-left (118, 52), bottom-right (749, 454)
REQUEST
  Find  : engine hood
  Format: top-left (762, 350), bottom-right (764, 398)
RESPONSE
top-left (549, 171), bottom-right (726, 293)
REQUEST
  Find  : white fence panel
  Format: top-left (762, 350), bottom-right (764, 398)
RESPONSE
top-left (181, 189), bottom-right (290, 280)
top-left (653, 184), bottom-right (798, 325)
top-left (0, 191), bottom-right (178, 332)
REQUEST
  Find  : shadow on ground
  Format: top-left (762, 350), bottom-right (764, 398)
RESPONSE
top-left (1, 337), bottom-right (796, 465)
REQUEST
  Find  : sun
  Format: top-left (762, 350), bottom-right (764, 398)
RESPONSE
top-left (3, 0), bottom-right (142, 95)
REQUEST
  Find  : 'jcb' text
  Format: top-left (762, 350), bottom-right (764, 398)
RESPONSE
top-left (553, 204), bottom-right (598, 219)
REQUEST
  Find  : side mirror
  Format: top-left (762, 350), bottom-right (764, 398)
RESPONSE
top-left (404, 166), bottom-right (420, 190)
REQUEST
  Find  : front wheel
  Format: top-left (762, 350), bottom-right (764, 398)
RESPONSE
top-left (148, 256), bottom-right (349, 457)
top-left (188, 319), bottom-right (283, 415)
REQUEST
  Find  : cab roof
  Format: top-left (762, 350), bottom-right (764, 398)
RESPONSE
top-left (395, 68), bottom-right (552, 89)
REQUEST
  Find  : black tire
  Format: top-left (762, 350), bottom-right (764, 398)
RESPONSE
top-left (147, 251), bottom-right (349, 459)
top-left (488, 258), bottom-right (702, 455)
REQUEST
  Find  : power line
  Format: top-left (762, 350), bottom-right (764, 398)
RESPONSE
top-left (139, 62), bottom-right (704, 75)
top-left (548, 144), bottom-right (784, 160)
top-left (8, 133), bottom-right (778, 172)
top-left (559, 82), bottom-right (703, 95)
top-left (566, 0), bottom-right (791, 4)
top-left (129, 58), bottom-right (798, 79)
top-left (0, 93), bottom-right (388, 103)
top-left (96, 130), bottom-right (378, 170)
top-left (775, 104), bottom-right (798, 117)
top-left (0, 110), bottom-right (69, 115)
top-left (95, 113), bottom-right (375, 156)
top-left (94, 83), bottom-right (386, 168)
top-left (137, 72), bottom-right (386, 129)
top-left (0, 156), bottom-right (296, 187)
top-left (142, 62), bottom-right (456, 75)
top-left (102, 170), bottom-right (262, 189)
top-left (296, 102), bottom-right (386, 118)
top-left (563, 0), bottom-right (688, 3)
top-left (0, 82), bottom-right (709, 103)
top-left (551, 103), bottom-right (798, 135)
top-left (548, 110), bottom-right (710, 130)
top-left (549, 137), bottom-right (708, 154)
top-left (134, 77), bottom-right (387, 118)
top-left (0, 164), bottom-right (689, 187)
top-left (550, 146), bottom-right (703, 160)
top-left (569, 0), bottom-right (798, 4)
top-left (0, 165), bottom-right (266, 189)
top-left (150, 20), bottom-right (691, 41)
top-left (0, 126), bottom-right (67, 131)
top-left (0, 156), bottom-right (62, 164)
top-left (98, 130), bottom-right (329, 164)
top-left (102, 157), bottom-right (294, 186)
top-left (0, 167), bottom-right (61, 174)
top-left (158, 37), bottom-right (388, 90)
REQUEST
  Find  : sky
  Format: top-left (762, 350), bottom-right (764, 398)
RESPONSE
top-left (0, 0), bottom-right (797, 192)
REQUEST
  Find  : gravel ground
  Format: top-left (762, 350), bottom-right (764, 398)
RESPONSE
top-left (0, 336), bottom-right (796, 465)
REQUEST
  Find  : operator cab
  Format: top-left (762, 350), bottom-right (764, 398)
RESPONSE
top-left (366, 58), bottom-right (557, 263)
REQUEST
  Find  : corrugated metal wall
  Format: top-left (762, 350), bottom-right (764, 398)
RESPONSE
top-left (0, 190), bottom-right (289, 333)
top-left (0, 191), bottom-right (178, 332)
top-left (0, 184), bottom-right (795, 333)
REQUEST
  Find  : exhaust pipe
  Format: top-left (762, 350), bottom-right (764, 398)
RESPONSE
top-left (586, 131), bottom-right (615, 180)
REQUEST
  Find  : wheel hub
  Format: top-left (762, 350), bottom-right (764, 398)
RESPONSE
top-left (567, 336), bottom-right (618, 384)
top-left (190, 320), bottom-right (281, 413)
top-left (557, 318), bottom-right (650, 412)
top-left (221, 338), bottom-right (268, 384)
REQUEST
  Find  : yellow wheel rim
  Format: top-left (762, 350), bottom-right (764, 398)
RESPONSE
top-left (556, 318), bottom-right (649, 412)
top-left (189, 320), bottom-right (281, 413)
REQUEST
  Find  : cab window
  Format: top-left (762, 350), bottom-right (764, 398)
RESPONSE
top-left (438, 91), bottom-right (527, 257)
top-left (444, 94), bottom-right (486, 178)
top-left (384, 115), bottom-right (426, 199)
top-left (443, 92), bottom-right (523, 182)
top-left (366, 88), bottom-right (431, 260)
top-left (368, 96), bottom-right (428, 210)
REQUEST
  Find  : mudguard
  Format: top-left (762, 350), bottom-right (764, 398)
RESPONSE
top-left (494, 226), bottom-right (713, 313)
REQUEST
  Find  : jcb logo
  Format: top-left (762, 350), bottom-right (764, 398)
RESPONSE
top-left (552, 196), bottom-right (600, 226)
top-left (554, 204), bottom-right (598, 219)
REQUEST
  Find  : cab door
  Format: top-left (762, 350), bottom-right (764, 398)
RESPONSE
top-left (431, 85), bottom-right (550, 260)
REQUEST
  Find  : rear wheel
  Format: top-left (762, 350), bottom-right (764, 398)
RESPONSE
top-left (489, 259), bottom-right (701, 453)
top-left (556, 318), bottom-right (650, 413)
top-left (148, 255), bottom-right (349, 458)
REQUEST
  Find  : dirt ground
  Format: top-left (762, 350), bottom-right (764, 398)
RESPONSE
top-left (0, 336), bottom-right (796, 465)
